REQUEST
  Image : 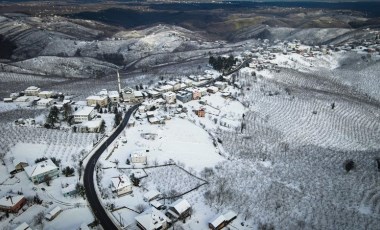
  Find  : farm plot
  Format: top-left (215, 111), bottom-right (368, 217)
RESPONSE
top-left (143, 165), bottom-right (206, 197)
top-left (1, 124), bottom-right (97, 167)
top-left (204, 153), bottom-right (380, 230)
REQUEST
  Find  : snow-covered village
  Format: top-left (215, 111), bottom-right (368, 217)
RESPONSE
top-left (1, 1), bottom-right (380, 230)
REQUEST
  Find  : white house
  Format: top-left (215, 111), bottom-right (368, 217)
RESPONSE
top-left (73, 106), bottom-right (95, 123)
top-left (143, 190), bottom-right (162, 202)
top-left (38, 91), bottom-right (53, 99)
top-left (167, 81), bottom-right (181, 91)
top-left (25, 86), bottom-right (40, 96)
top-left (45, 206), bottom-right (62, 221)
top-left (37, 98), bottom-right (53, 107)
top-left (86, 95), bottom-right (108, 107)
top-left (162, 92), bottom-right (176, 104)
top-left (78, 119), bottom-right (103, 133)
top-left (131, 152), bottom-right (147, 164)
top-left (122, 87), bottom-right (135, 102)
top-left (111, 174), bottom-right (133, 196)
top-left (3, 98), bottom-right (13, 103)
top-left (135, 207), bottom-right (170, 230)
top-left (108, 91), bottom-right (120, 103)
top-left (24, 159), bottom-right (59, 184)
top-left (207, 86), bottom-right (219, 94)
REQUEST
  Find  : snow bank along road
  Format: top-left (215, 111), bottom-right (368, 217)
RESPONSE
top-left (84, 104), bottom-right (140, 230)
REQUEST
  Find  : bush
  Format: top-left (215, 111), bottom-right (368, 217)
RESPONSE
top-left (35, 157), bottom-right (48, 163)
top-left (344, 160), bottom-right (355, 172)
top-left (62, 166), bottom-right (75, 177)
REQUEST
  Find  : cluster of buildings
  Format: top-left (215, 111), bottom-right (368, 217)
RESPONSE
top-left (4, 86), bottom-right (63, 107)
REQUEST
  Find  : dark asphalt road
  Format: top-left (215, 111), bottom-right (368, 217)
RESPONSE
top-left (84, 104), bottom-right (140, 230)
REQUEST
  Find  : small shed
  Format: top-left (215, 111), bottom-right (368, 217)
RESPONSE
top-left (62, 183), bottom-right (77, 197)
top-left (131, 152), bottom-right (147, 164)
top-left (45, 206), bottom-right (62, 221)
top-left (143, 190), bottom-right (162, 202)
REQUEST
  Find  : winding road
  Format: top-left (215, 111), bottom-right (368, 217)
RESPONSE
top-left (84, 104), bottom-right (140, 230)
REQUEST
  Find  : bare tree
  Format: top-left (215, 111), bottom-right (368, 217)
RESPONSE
top-left (34, 211), bottom-right (45, 225)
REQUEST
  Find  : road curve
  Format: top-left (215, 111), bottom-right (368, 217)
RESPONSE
top-left (84, 104), bottom-right (140, 230)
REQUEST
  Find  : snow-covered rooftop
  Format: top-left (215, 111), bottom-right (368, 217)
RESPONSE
top-left (143, 190), bottom-right (161, 201)
top-left (135, 208), bottom-right (169, 230)
top-left (111, 174), bottom-right (131, 191)
top-left (45, 206), bottom-right (62, 220)
top-left (108, 91), bottom-right (119, 97)
top-left (86, 95), bottom-right (107, 101)
top-left (170, 199), bottom-right (191, 214)
top-left (62, 183), bottom-right (76, 195)
top-left (81, 119), bottom-right (103, 128)
top-left (209, 214), bottom-right (225, 228)
top-left (24, 159), bottom-right (58, 178)
top-left (0, 195), bottom-right (24, 208)
top-left (73, 106), bottom-right (94, 116)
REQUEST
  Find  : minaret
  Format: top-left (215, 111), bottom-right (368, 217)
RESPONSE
top-left (117, 70), bottom-right (122, 93)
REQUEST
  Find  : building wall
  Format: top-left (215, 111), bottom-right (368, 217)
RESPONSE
top-left (0, 197), bottom-right (26, 213)
top-left (31, 168), bottom-right (60, 184)
top-left (117, 186), bottom-right (133, 196)
top-left (87, 98), bottom-right (108, 107)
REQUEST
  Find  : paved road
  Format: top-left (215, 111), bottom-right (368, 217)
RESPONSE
top-left (84, 104), bottom-right (140, 230)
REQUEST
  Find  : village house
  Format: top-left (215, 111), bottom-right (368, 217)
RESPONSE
top-left (147, 90), bottom-right (161, 98)
top-left (156, 85), bottom-right (173, 93)
top-left (111, 174), bottom-right (133, 196)
top-left (143, 190), bottom-right (162, 202)
top-left (24, 159), bottom-right (60, 184)
top-left (24, 86), bottom-right (41, 96)
top-left (162, 92), bottom-right (176, 104)
top-left (0, 195), bottom-right (27, 213)
top-left (45, 206), bottom-right (62, 221)
top-left (150, 200), bottom-right (164, 210)
top-left (12, 160), bottom-right (29, 174)
top-left (183, 79), bottom-right (193, 87)
top-left (134, 90), bottom-right (144, 102)
top-left (77, 119), bottom-right (103, 133)
top-left (208, 211), bottom-right (237, 230)
top-left (86, 95), bottom-right (108, 107)
top-left (38, 91), bottom-right (53, 99)
top-left (135, 207), bottom-right (170, 230)
top-left (214, 81), bottom-right (227, 90)
top-left (62, 183), bottom-right (77, 197)
top-left (14, 222), bottom-right (32, 230)
top-left (167, 81), bottom-right (181, 91)
top-left (3, 98), bottom-right (13, 103)
top-left (122, 87), bottom-right (135, 102)
top-left (10, 92), bottom-right (20, 99)
top-left (37, 98), bottom-right (53, 107)
top-left (131, 152), bottom-right (147, 164)
top-left (190, 88), bottom-right (201, 100)
top-left (167, 199), bottom-right (192, 220)
top-left (176, 91), bottom-right (192, 103)
top-left (108, 91), bottom-right (120, 103)
top-left (73, 106), bottom-right (95, 123)
top-left (148, 117), bottom-right (163, 125)
top-left (207, 86), bottom-right (219, 94)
